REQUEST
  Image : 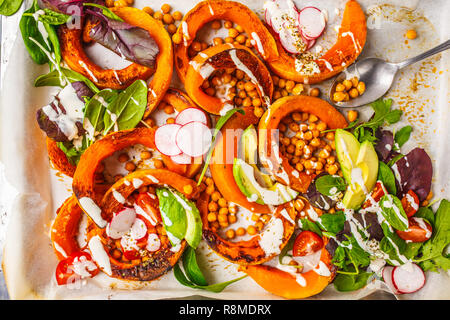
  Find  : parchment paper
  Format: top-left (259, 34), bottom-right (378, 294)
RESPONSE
top-left (0, 0), bottom-right (449, 300)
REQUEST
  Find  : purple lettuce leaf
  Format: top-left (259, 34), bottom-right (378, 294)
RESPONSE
top-left (38, 0), bottom-right (105, 16)
top-left (392, 148), bottom-right (433, 202)
top-left (304, 173), bottom-right (336, 210)
top-left (71, 80), bottom-right (94, 100)
top-left (375, 129), bottom-right (394, 162)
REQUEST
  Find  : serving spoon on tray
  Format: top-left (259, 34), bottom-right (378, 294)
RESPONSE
top-left (328, 39), bottom-right (450, 108)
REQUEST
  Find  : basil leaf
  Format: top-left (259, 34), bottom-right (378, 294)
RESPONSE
top-left (19, 0), bottom-right (50, 65)
top-left (333, 271), bottom-right (372, 292)
top-left (379, 194), bottom-right (409, 231)
top-left (35, 67), bottom-right (100, 93)
top-left (103, 80), bottom-right (147, 134)
top-left (315, 175), bottom-right (346, 196)
top-left (83, 3), bottom-right (124, 22)
top-left (298, 218), bottom-right (322, 237)
top-left (156, 188), bottom-right (188, 246)
top-left (394, 125), bottom-right (412, 148)
top-left (197, 108), bottom-right (245, 185)
top-left (317, 212), bottom-right (346, 234)
top-left (182, 247), bottom-right (208, 286)
top-left (0, 0), bottom-right (24, 16)
top-left (84, 89), bottom-right (119, 134)
top-left (173, 263), bottom-right (247, 293)
top-left (378, 161), bottom-right (396, 194)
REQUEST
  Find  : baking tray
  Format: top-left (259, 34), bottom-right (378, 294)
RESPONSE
top-left (0, 0), bottom-right (449, 300)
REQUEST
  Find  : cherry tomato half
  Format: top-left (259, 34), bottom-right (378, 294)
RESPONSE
top-left (401, 190), bottom-right (420, 218)
top-left (396, 217), bottom-right (432, 243)
top-left (55, 251), bottom-right (99, 285)
top-left (362, 181), bottom-right (386, 208)
top-left (136, 192), bottom-right (162, 224)
top-left (292, 231), bottom-right (324, 257)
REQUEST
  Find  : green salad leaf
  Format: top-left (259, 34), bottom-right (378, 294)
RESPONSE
top-left (394, 125), bottom-right (412, 148)
top-left (377, 161), bottom-right (397, 194)
top-left (315, 175), bottom-right (347, 197)
top-left (35, 67), bottom-right (100, 93)
top-left (83, 3), bottom-right (124, 22)
top-left (379, 194), bottom-right (409, 231)
top-left (317, 212), bottom-right (346, 234)
top-left (0, 0), bottom-right (24, 16)
top-left (333, 271), bottom-right (373, 292)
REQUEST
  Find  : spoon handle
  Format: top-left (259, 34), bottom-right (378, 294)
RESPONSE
top-left (395, 39), bottom-right (450, 69)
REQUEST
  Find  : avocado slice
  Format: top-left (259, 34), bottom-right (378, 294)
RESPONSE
top-left (240, 125), bottom-right (274, 188)
top-left (335, 129), bottom-right (360, 183)
top-left (233, 158), bottom-right (298, 205)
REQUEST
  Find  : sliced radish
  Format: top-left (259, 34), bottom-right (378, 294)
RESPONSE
top-left (382, 266), bottom-right (401, 295)
top-left (130, 218), bottom-right (148, 240)
top-left (265, 0), bottom-right (297, 33)
top-left (278, 27), bottom-right (304, 54)
top-left (175, 121), bottom-right (212, 158)
top-left (265, 8), bottom-right (273, 27)
top-left (146, 233), bottom-right (161, 252)
top-left (106, 208), bottom-right (136, 240)
top-left (175, 108), bottom-right (208, 126)
top-left (171, 153), bottom-right (192, 164)
top-left (298, 6), bottom-right (326, 39)
top-left (306, 38), bottom-right (316, 50)
top-left (154, 123), bottom-right (182, 156)
top-left (392, 263), bottom-right (426, 294)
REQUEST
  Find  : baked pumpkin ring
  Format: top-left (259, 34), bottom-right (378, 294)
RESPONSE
top-left (199, 192), bottom-right (296, 265)
top-left (46, 137), bottom-right (76, 177)
top-left (174, 0), bottom-right (278, 83)
top-left (59, 7), bottom-right (173, 118)
top-left (184, 44), bottom-right (273, 115)
top-left (239, 237), bottom-right (336, 299)
top-left (258, 96), bottom-right (348, 193)
top-left (209, 106), bottom-right (271, 214)
top-left (267, 0), bottom-right (367, 84)
top-left (84, 169), bottom-right (199, 281)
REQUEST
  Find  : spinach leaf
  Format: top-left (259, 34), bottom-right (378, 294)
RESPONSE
top-left (278, 233), bottom-right (296, 264)
top-left (182, 247), bottom-right (208, 286)
top-left (317, 212), bottom-right (346, 234)
top-left (197, 108), bottom-right (245, 185)
top-left (0, 0), bottom-right (24, 16)
top-left (315, 175), bottom-right (347, 197)
top-left (156, 188), bottom-right (188, 246)
top-left (394, 125), bottom-right (412, 148)
top-left (23, 8), bottom-right (71, 25)
top-left (386, 153), bottom-right (405, 167)
top-left (379, 194), bottom-right (409, 231)
top-left (333, 271), bottom-right (373, 292)
top-left (35, 67), bottom-right (100, 93)
top-left (44, 22), bottom-right (61, 64)
top-left (56, 139), bottom-right (87, 166)
top-left (298, 218), bottom-right (322, 236)
top-left (84, 89), bottom-right (118, 134)
top-left (380, 222), bottom-right (407, 265)
top-left (415, 206), bottom-right (435, 227)
top-left (377, 161), bottom-right (396, 194)
top-left (103, 80), bottom-right (147, 135)
top-left (173, 263), bottom-right (247, 293)
top-left (83, 3), bottom-right (124, 22)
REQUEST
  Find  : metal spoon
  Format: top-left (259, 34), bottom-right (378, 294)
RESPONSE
top-left (328, 39), bottom-right (450, 108)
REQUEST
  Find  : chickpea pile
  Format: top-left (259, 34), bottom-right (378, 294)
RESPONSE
top-left (142, 4), bottom-right (184, 35)
top-left (105, 0), bottom-right (133, 8)
top-left (278, 112), bottom-right (342, 176)
top-left (332, 76), bottom-right (366, 103)
top-left (272, 76), bottom-right (320, 100)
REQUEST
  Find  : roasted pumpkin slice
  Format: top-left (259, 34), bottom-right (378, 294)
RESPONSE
top-left (174, 0), bottom-right (278, 83)
top-left (46, 137), bottom-right (76, 177)
top-left (240, 237), bottom-right (336, 299)
top-left (199, 192), bottom-right (296, 265)
top-left (258, 96), bottom-right (348, 193)
top-left (267, 0), bottom-right (366, 84)
top-left (185, 44), bottom-right (273, 115)
top-left (59, 7), bottom-right (173, 118)
top-left (72, 127), bottom-right (197, 227)
top-left (210, 106), bottom-right (270, 214)
top-left (85, 169), bottom-right (199, 281)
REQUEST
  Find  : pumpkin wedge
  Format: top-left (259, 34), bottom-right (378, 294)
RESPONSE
top-left (258, 96), bottom-right (348, 193)
top-left (46, 138), bottom-right (76, 177)
top-left (267, 0), bottom-right (366, 84)
top-left (185, 44), bottom-right (273, 115)
top-left (199, 193), bottom-right (296, 265)
top-left (174, 0), bottom-right (278, 83)
top-left (59, 7), bottom-right (173, 118)
top-left (240, 237), bottom-right (336, 299)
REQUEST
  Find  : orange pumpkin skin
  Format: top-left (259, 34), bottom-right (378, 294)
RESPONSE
top-left (59, 7), bottom-right (173, 119)
top-left (199, 192), bottom-right (296, 265)
top-left (174, 0), bottom-right (278, 83)
top-left (184, 44), bottom-right (273, 115)
top-left (46, 138), bottom-right (76, 177)
top-left (240, 238), bottom-right (336, 299)
top-left (267, 0), bottom-right (367, 84)
top-left (209, 106), bottom-right (271, 214)
top-left (258, 96), bottom-right (348, 193)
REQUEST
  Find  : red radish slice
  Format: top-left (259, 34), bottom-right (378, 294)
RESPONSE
top-left (146, 233), bottom-right (161, 252)
top-left (265, 8), bottom-right (273, 27)
top-left (175, 108), bottom-right (208, 126)
top-left (154, 123), bottom-right (182, 156)
top-left (306, 38), bottom-right (316, 50)
top-left (278, 27), bottom-right (304, 54)
top-left (130, 218), bottom-right (148, 240)
top-left (107, 208), bottom-right (136, 240)
top-left (392, 263), bottom-right (426, 294)
top-left (298, 6), bottom-right (326, 39)
top-left (171, 153), bottom-right (192, 164)
top-left (175, 121), bottom-right (212, 157)
top-left (382, 266), bottom-right (401, 295)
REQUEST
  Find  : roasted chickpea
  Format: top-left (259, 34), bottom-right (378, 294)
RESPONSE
top-left (309, 88), bottom-right (320, 97)
top-left (211, 20), bottom-right (221, 29)
top-left (406, 29), bottom-right (417, 40)
top-left (347, 110), bottom-right (358, 122)
top-left (172, 11), bottom-right (183, 21)
top-left (161, 3), bottom-right (171, 13)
